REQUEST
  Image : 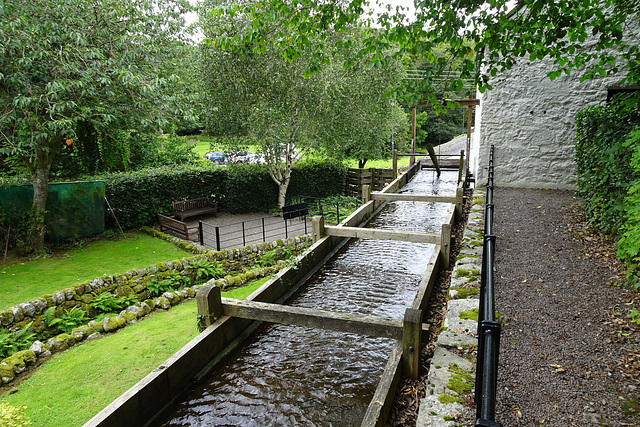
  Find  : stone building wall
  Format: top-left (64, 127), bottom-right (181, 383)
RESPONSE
top-left (472, 27), bottom-right (637, 189)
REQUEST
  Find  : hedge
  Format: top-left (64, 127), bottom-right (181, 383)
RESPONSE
top-left (575, 105), bottom-right (640, 288)
top-left (0, 159), bottom-right (348, 240)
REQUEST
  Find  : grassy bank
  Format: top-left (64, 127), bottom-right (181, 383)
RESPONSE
top-left (0, 233), bottom-right (191, 310)
top-left (0, 277), bottom-right (269, 426)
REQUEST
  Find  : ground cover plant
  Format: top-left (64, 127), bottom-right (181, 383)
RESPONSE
top-left (0, 276), bottom-right (270, 426)
top-left (0, 233), bottom-right (191, 310)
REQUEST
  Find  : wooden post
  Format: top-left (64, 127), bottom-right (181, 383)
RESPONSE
top-left (402, 308), bottom-right (422, 380)
top-left (410, 107), bottom-right (416, 166)
top-left (312, 216), bottom-right (325, 243)
top-left (465, 94), bottom-right (473, 175)
top-left (458, 150), bottom-right (464, 184)
top-left (362, 184), bottom-right (371, 204)
top-left (196, 284), bottom-right (223, 329)
top-left (441, 223), bottom-right (451, 269)
top-left (392, 149), bottom-right (398, 180)
top-left (455, 184), bottom-right (463, 221)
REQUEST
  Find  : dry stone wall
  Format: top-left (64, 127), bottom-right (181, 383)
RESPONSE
top-left (0, 233), bottom-right (311, 386)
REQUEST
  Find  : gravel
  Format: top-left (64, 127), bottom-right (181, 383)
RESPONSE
top-left (493, 187), bottom-right (639, 426)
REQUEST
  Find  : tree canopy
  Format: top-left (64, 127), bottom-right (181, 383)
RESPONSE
top-left (209, 0), bottom-right (640, 107)
top-left (0, 0), bottom-right (193, 250)
top-left (199, 2), bottom-right (408, 206)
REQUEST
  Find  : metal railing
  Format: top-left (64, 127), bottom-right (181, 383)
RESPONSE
top-left (475, 145), bottom-right (502, 427)
top-left (197, 198), bottom-right (360, 251)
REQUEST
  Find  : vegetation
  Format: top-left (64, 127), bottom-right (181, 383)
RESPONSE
top-left (0, 0), bottom-right (194, 251)
top-left (0, 276), bottom-right (270, 427)
top-left (0, 233), bottom-right (190, 310)
top-left (575, 105), bottom-right (640, 289)
top-left (210, 0), bottom-right (640, 106)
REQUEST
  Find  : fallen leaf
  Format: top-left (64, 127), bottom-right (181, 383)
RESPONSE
top-left (549, 364), bottom-right (566, 373)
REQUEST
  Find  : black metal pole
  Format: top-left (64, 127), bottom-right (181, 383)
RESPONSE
top-left (262, 218), bottom-right (266, 242)
top-left (198, 221), bottom-right (204, 246)
top-left (242, 222), bottom-right (246, 247)
top-left (215, 226), bottom-right (221, 251)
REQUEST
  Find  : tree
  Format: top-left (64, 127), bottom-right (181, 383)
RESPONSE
top-left (199, 2), bottom-right (408, 205)
top-left (0, 0), bottom-right (192, 251)
top-left (209, 0), bottom-right (640, 106)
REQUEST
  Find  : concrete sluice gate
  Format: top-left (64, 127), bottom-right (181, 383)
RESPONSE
top-left (86, 165), bottom-right (462, 427)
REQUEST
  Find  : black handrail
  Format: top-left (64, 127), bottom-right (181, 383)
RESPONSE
top-left (475, 145), bottom-right (502, 427)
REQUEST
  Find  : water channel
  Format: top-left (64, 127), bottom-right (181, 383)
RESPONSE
top-left (155, 170), bottom-right (460, 426)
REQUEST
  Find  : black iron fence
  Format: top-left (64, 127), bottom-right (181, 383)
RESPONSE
top-left (475, 145), bottom-right (502, 426)
top-left (197, 197), bottom-right (360, 251)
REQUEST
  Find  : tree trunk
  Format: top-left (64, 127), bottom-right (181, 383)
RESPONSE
top-left (28, 139), bottom-right (59, 252)
top-left (358, 159), bottom-right (368, 168)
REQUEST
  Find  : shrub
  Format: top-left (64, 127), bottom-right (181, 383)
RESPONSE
top-left (0, 402), bottom-right (30, 427)
top-left (186, 259), bottom-right (224, 280)
top-left (90, 292), bottom-right (139, 314)
top-left (574, 106), bottom-right (640, 235)
top-left (0, 323), bottom-right (36, 359)
top-left (44, 307), bottom-right (88, 334)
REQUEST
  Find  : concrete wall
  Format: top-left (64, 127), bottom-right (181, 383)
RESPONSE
top-left (473, 26), bottom-right (637, 189)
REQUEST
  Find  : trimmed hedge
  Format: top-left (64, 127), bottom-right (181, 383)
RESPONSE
top-left (0, 160), bottom-right (348, 237)
top-left (575, 105), bottom-right (640, 288)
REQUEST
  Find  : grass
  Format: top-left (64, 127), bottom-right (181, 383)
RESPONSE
top-left (0, 233), bottom-right (191, 310)
top-left (0, 276), bottom-right (272, 427)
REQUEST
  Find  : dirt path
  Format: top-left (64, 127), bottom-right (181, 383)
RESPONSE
top-left (493, 187), bottom-right (639, 426)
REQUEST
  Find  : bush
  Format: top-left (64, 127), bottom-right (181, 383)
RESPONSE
top-left (575, 106), bottom-right (640, 235)
top-left (575, 106), bottom-right (640, 289)
top-left (0, 324), bottom-right (36, 359)
top-left (0, 403), bottom-right (30, 427)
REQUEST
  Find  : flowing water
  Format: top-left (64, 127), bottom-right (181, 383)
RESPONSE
top-left (156, 170), bottom-right (459, 426)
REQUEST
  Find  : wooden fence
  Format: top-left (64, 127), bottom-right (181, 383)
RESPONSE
top-left (347, 168), bottom-right (396, 197)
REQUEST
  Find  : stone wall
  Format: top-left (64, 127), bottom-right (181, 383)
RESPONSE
top-left (0, 234), bottom-right (311, 385)
top-left (473, 26), bottom-right (637, 189)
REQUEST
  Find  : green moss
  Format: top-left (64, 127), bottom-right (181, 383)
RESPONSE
top-left (468, 240), bottom-right (484, 247)
top-left (455, 268), bottom-right (480, 278)
top-left (0, 363), bottom-right (15, 383)
top-left (451, 288), bottom-right (479, 299)
top-left (438, 394), bottom-right (462, 404)
top-left (455, 254), bottom-right (478, 261)
top-left (447, 364), bottom-right (474, 395)
top-left (472, 198), bottom-right (486, 204)
top-left (459, 308), bottom-right (479, 322)
top-left (443, 416), bottom-right (453, 421)
top-left (621, 399), bottom-right (640, 416)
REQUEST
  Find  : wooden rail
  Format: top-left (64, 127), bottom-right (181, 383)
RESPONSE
top-left (323, 225), bottom-right (440, 244)
top-left (196, 292), bottom-right (431, 341)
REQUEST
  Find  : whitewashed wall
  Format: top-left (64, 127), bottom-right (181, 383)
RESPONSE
top-left (473, 56), bottom-right (630, 189)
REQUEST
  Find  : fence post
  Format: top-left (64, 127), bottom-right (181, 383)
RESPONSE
top-left (336, 201), bottom-right (340, 224)
top-left (458, 150), bottom-right (465, 184)
top-left (362, 184), bottom-right (371, 204)
top-left (215, 226), bottom-right (221, 251)
top-left (402, 308), bottom-right (422, 380)
top-left (262, 218), bottom-right (266, 242)
top-left (455, 184), bottom-right (464, 221)
top-left (312, 216), bottom-right (325, 243)
top-left (242, 222), bottom-right (246, 247)
top-left (393, 149), bottom-right (398, 180)
top-left (198, 220), bottom-right (204, 246)
top-left (440, 223), bottom-right (451, 269)
top-left (196, 284), bottom-right (223, 330)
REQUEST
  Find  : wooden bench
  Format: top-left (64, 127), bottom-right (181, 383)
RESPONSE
top-left (157, 214), bottom-right (199, 241)
top-left (282, 202), bottom-right (308, 220)
top-left (172, 196), bottom-right (217, 221)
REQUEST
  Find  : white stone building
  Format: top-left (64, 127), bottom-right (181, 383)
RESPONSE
top-left (471, 24), bottom-right (638, 189)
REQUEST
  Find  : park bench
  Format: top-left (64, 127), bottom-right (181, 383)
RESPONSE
top-left (157, 214), bottom-right (199, 241)
top-left (172, 196), bottom-right (217, 221)
top-left (282, 202), bottom-right (309, 220)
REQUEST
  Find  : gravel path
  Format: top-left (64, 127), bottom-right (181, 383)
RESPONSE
top-left (493, 187), bottom-right (639, 426)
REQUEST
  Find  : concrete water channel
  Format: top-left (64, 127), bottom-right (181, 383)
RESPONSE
top-left (86, 163), bottom-right (465, 427)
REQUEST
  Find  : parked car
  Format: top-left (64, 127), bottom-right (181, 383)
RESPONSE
top-left (204, 151), bottom-right (226, 164)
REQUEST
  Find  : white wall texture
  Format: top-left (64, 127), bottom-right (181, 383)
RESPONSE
top-left (473, 56), bottom-right (630, 189)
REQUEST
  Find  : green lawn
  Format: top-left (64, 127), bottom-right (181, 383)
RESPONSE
top-left (0, 233), bottom-right (191, 310)
top-left (0, 277), bottom-right (270, 427)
